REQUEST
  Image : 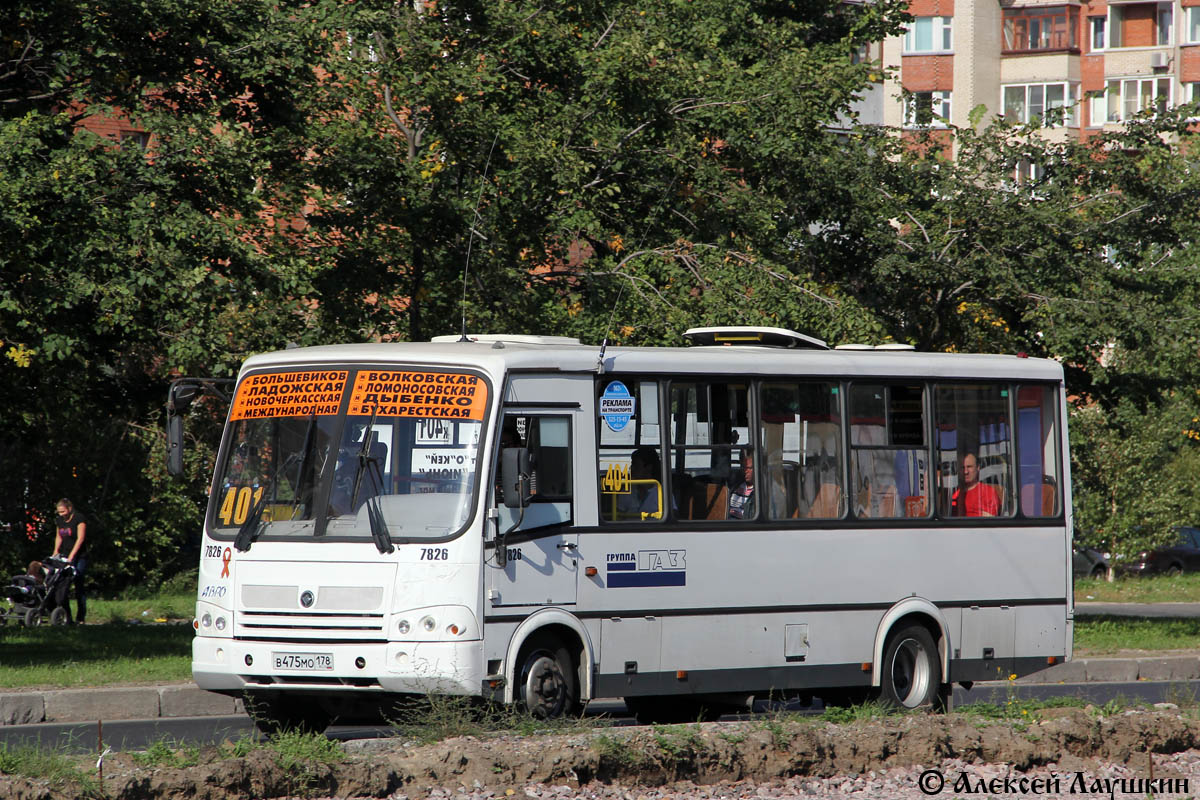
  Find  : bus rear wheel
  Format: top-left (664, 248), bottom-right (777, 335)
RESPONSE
top-left (517, 636), bottom-right (578, 719)
top-left (245, 693), bottom-right (333, 735)
top-left (880, 624), bottom-right (940, 711)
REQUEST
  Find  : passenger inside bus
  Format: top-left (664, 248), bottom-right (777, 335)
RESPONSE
top-left (615, 446), bottom-right (664, 518)
top-left (951, 451), bottom-right (1000, 517)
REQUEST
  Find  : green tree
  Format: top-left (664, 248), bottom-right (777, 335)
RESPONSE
top-left (0, 1), bottom-right (331, 587)
top-left (293, 0), bottom-right (908, 347)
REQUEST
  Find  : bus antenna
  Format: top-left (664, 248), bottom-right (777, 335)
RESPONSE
top-left (459, 133), bottom-right (500, 342)
top-left (595, 281), bottom-right (627, 374)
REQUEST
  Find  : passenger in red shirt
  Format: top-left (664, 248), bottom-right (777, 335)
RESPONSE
top-left (952, 452), bottom-right (999, 517)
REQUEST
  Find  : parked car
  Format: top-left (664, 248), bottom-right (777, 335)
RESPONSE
top-left (1072, 545), bottom-right (1108, 579)
top-left (1116, 526), bottom-right (1200, 576)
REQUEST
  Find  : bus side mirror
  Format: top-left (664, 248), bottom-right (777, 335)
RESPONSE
top-left (166, 381), bottom-right (201, 477)
top-left (502, 447), bottom-right (531, 509)
top-left (165, 377), bottom-right (234, 478)
top-left (167, 414), bottom-right (186, 476)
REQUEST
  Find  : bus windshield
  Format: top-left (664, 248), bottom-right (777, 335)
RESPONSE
top-left (210, 367), bottom-right (489, 542)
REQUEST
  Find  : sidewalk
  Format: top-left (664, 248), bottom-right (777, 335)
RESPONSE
top-left (5, 652), bottom-right (1200, 726)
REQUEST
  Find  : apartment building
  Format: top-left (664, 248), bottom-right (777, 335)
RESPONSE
top-left (875, 0), bottom-right (1200, 142)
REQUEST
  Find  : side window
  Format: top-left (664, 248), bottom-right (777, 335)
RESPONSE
top-left (1016, 384), bottom-right (1061, 517)
top-left (498, 413), bottom-right (572, 530)
top-left (760, 382), bottom-right (845, 520)
top-left (935, 384), bottom-right (1015, 518)
top-left (597, 379), bottom-right (664, 523)
top-left (849, 384), bottom-right (930, 519)
top-left (670, 381), bottom-right (750, 521)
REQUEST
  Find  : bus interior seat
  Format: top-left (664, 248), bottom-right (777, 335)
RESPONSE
top-left (778, 461), bottom-right (799, 518)
top-left (687, 482), bottom-right (728, 520)
top-left (1019, 479), bottom-right (1056, 516)
top-left (807, 482), bottom-right (843, 518)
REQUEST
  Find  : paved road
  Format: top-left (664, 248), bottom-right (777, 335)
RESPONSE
top-left (1075, 602), bottom-right (1200, 618)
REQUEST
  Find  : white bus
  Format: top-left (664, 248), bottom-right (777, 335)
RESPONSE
top-left (179, 326), bottom-right (1072, 732)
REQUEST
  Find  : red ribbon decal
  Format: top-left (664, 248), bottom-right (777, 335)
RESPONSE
top-left (221, 548), bottom-right (232, 578)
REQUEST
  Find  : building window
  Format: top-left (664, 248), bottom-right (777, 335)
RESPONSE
top-left (1090, 16), bottom-right (1106, 50)
top-left (119, 130), bottom-right (151, 150)
top-left (1186, 82), bottom-right (1200, 106)
top-left (1003, 83), bottom-right (1078, 127)
top-left (1014, 159), bottom-right (1046, 185)
top-left (1092, 77), bottom-right (1172, 123)
top-left (904, 91), bottom-right (952, 128)
top-left (1002, 6), bottom-right (1080, 53)
top-left (1108, 4), bottom-right (1174, 48)
top-left (1158, 4), bottom-right (1173, 46)
top-left (904, 16), bottom-right (952, 53)
top-left (1187, 7), bottom-right (1200, 44)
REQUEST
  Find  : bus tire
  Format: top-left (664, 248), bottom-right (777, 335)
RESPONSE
top-left (517, 635), bottom-right (578, 719)
top-left (879, 624), bottom-right (940, 710)
top-left (245, 693), bottom-right (333, 735)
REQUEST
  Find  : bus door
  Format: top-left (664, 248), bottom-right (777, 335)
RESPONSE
top-left (487, 381), bottom-right (587, 608)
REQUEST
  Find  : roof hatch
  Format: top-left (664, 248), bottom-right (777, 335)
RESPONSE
top-left (682, 326), bottom-right (829, 350)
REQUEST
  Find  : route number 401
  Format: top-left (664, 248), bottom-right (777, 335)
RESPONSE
top-left (218, 486), bottom-right (264, 526)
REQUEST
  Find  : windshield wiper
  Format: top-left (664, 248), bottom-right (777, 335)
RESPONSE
top-left (350, 408), bottom-right (394, 554)
top-left (235, 416), bottom-right (317, 552)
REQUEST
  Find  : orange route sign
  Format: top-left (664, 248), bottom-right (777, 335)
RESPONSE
top-left (348, 370), bottom-right (487, 420)
top-left (230, 370), bottom-right (349, 421)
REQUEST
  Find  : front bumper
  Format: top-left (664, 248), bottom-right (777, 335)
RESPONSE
top-left (192, 636), bottom-right (484, 696)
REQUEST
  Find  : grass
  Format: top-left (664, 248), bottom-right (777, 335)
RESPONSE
top-left (386, 693), bottom-right (601, 744)
top-left (0, 622), bottom-right (194, 689)
top-left (1073, 571), bottom-right (1200, 603)
top-left (1074, 615), bottom-right (1200, 654)
top-left (0, 742), bottom-right (103, 797)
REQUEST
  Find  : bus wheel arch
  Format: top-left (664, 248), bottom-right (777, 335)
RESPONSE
top-left (871, 601), bottom-right (950, 710)
top-left (504, 611), bottom-right (592, 710)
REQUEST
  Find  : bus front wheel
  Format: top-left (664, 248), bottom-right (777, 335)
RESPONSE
top-left (880, 624), bottom-right (940, 710)
top-left (517, 636), bottom-right (578, 719)
top-left (245, 693), bottom-right (333, 735)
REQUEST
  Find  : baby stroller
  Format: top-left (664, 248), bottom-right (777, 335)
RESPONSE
top-left (1, 556), bottom-right (75, 627)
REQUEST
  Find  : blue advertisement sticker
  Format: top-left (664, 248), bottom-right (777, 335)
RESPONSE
top-left (599, 381), bottom-right (636, 432)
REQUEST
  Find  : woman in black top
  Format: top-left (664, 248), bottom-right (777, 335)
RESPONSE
top-left (52, 498), bottom-right (88, 623)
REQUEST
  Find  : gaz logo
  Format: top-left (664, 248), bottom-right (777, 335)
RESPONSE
top-left (639, 550), bottom-right (685, 571)
top-left (605, 549), bottom-right (686, 588)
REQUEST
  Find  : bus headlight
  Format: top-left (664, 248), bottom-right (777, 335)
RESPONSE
top-left (195, 601), bottom-right (232, 638)
top-left (391, 606), bottom-right (478, 641)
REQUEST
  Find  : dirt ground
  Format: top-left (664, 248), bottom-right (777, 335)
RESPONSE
top-left (4, 706), bottom-right (1199, 800)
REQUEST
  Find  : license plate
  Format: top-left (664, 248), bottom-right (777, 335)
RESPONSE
top-left (272, 652), bottom-right (333, 670)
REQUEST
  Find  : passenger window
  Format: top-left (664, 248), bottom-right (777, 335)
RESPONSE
top-left (849, 384), bottom-right (930, 519)
top-left (1016, 384), bottom-right (1061, 517)
top-left (934, 384), bottom-right (1015, 518)
top-left (760, 382), bottom-right (845, 519)
top-left (496, 414), bottom-right (572, 530)
top-left (669, 381), bottom-right (750, 521)
top-left (598, 379), bottom-right (665, 523)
